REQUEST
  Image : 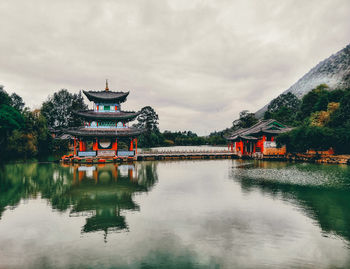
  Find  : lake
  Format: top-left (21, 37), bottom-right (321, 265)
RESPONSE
top-left (0, 159), bottom-right (350, 268)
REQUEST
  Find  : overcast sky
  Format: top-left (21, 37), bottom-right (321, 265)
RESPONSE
top-left (0, 0), bottom-right (349, 135)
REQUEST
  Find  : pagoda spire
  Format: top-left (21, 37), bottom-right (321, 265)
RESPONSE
top-left (105, 79), bottom-right (109, 91)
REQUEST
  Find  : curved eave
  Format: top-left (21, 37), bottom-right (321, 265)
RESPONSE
top-left (75, 110), bottom-right (140, 121)
top-left (227, 135), bottom-right (258, 142)
top-left (248, 128), bottom-right (292, 136)
top-left (65, 127), bottom-right (145, 137)
top-left (83, 90), bottom-right (129, 103)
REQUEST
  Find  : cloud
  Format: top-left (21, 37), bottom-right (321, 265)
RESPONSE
top-left (0, 0), bottom-right (349, 134)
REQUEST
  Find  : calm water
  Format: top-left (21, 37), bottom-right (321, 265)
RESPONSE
top-left (1, 160), bottom-right (350, 269)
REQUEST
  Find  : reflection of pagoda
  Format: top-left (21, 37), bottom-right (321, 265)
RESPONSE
top-left (68, 163), bottom-right (157, 239)
top-left (66, 81), bottom-right (144, 162)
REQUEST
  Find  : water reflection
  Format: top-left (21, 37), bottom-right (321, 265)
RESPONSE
top-left (231, 160), bottom-right (350, 243)
top-left (0, 162), bottom-right (158, 239)
top-left (2, 160), bottom-right (350, 268)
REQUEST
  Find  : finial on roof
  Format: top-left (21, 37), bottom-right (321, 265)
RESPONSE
top-left (105, 79), bottom-right (109, 91)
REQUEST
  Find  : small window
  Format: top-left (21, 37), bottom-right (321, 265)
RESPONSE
top-left (104, 105), bottom-right (110, 111)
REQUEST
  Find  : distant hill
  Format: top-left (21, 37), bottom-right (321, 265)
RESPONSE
top-left (255, 44), bottom-right (350, 118)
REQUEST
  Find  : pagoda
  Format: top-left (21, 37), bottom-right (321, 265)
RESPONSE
top-left (65, 81), bottom-right (144, 162)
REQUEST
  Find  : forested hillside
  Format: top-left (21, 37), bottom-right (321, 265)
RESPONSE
top-left (256, 44), bottom-right (350, 117)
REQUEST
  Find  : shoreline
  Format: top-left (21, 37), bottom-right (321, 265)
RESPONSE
top-left (252, 153), bottom-right (350, 165)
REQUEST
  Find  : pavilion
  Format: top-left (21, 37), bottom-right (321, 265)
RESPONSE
top-left (227, 119), bottom-right (292, 156)
top-left (65, 81), bottom-right (144, 162)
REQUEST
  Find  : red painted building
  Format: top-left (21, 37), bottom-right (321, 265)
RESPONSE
top-left (227, 119), bottom-right (292, 156)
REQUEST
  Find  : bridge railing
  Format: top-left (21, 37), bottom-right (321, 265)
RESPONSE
top-left (140, 149), bottom-right (235, 155)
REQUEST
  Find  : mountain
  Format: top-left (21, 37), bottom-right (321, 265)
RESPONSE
top-left (255, 44), bottom-right (350, 118)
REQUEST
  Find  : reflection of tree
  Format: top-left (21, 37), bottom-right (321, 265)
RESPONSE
top-left (231, 162), bottom-right (350, 242)
top-left (137, 161), bottom-right (158, 189)
top-left (0, 162), bottom-right (158, 238)
top-left (0, 163), bottom-right (73, 218)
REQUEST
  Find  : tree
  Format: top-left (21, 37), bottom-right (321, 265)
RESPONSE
top-left (0, 85), bottom-right (11, 106)
top-left (298, 84), bottom-right (330, 120)
top-left (232, 110), bottom-right (258, 130)
top-left (277, 125), bottom-right (334, 153)
top-left (41, 89), bottom-right (88, 129)
top-left (267, 92), bottom-right (300, 113)
top-left (134, 106), bottom-right (162, 147)
top-left (328, 89), bottom-right (350, 128)
top-left (0, 104), bottom-right (24, 141)
top-left (10, 93), bottom-right (25, 112)
top-left (135, 106), bottom-right (159, 132)
top-left (264, 92), bottom-right (300, 125)
top-left (0, 88), bottom-right (25, 160)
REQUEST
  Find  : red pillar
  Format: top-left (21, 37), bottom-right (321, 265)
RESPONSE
top-left (79, 141), bottom-right (83, 151)
top-left (135, 138), bottom-right (138, 154)
top-left (93, 138), bottom-right (98, 151)
top-left (239, 141), bottom-right (243, 154)
top-left (230, 142), bottom-right (233, 152)
top-left (129, 139), bottom-right (134, 151)
top-left (112, 138), bottom-right (118, 154)
top-left (261, 135), bottom-right (266, 154)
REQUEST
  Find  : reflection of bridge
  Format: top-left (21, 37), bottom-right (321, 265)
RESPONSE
top-left (72, 163), bottom-right (138, 182)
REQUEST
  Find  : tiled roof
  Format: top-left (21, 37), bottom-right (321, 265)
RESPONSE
top-left (83, 90), bottom-right (129, 103)
top-left (227, 119), bottom-right (292, 141)
top-left (65, 127), bottom-right (144, 137)
top-left (75, 110), bottom-right (140, 121)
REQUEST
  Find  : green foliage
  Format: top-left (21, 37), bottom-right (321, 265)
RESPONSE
top-left (264, 92), bottom-right (300, 126)
top-left (0, 87), bottom-right (55, 161)
top-left (138, 130), bottom-right (163, 148)
top-left (41, 89), bottom-right (87, 128)
top-left (332, 124), bottom-right (350, 154)
top-left (135, 106), bottom-right (161, 147)
top-left (0, 104), bottom-right (24, 134)
top-left (10, 93), bottom-right (25, 112)
top-left (7, 130), bottom-right (38, 159)
top-left (135, 106), bottom-right (159, 132)
top-left (233, 110), bottom-right (258, 130)
top-left (296, 84), bottom-right (345, 121)
top-left (0, 88), bottom-right (26, 161)
top-left (0, 85), bottom-right (11, 106)
top-left (276, 125), bottom-right (334, 153)
top-left (267, 92), bottom-right (301, 113)
top-left (328, 89), bottom-right (350, 128)
top-left (274, 85), bottom-right (350, 153)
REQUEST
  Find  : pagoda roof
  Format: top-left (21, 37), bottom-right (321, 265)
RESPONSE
top-left (229, 135), bottom-right (258, 142)
top-left (75, 110), bottom-right (140, 121)
top-left (227, 119), bottom-right (293, 141)
top-left (66, 127), bottom-right (145, 138)
top-left (83, 90), bottom-right (129, 103)
top-left (82, 215), bottom-right (127, 233)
